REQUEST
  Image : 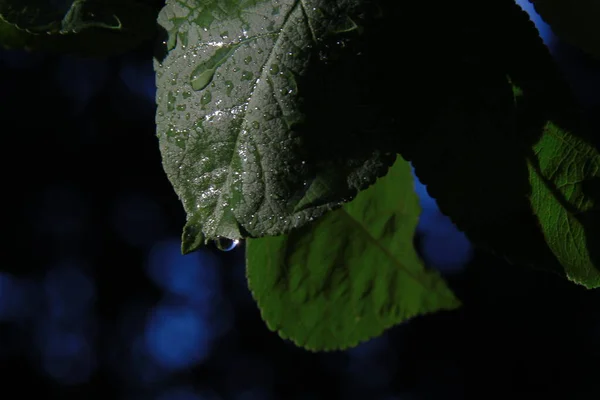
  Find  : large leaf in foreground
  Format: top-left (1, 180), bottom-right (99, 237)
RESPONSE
top-left (399, 1), bottom-right (600, 287)
top-left (246, 156), bottom-right (460, 351)
top-left (0, 0), bottom-right (158, 55)
top-left (155, 0), bottom-right (397, 251)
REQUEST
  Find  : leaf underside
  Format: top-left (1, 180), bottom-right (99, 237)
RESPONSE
top-left (155, 0), bottom-right (400, 251)
top-left (246, 156), bottom-right (460, 351)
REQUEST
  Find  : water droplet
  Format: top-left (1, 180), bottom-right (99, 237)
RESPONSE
top-left (167, 91), bottom-right (176, 112)
top-left (241, 71), bottom-right (254, 81)
top-left (200, 91), bottom-right (212, 105)
top-left (214, 237), bottom-right (239, 252)
top-left (244, 56), bottom-right (253, 65)
top-left (182, 90), bottom-right (192, 99)
top-left (251, 121), bottom-right (260, 130)
top-left (176, 104), bottom-right (187, 111)
top-left (269, 64), bottom-right (279, 75)
top-left (175, 137), bottom-right (185, 149)
top-left (225, 80), bottom-right (234, 96)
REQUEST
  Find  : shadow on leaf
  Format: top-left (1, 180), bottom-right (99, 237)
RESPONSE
top-left (393, 0), bottom-right (600, 287)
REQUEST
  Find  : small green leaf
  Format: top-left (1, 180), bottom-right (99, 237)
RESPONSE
top-left (155, 0), bottom-right (398, 249)
top-left (246, 156), bottom-right (461, 351)
top-left (529, 0), bottom-right (600, 61)
top-left (0, 0), bottom-right (158, 56)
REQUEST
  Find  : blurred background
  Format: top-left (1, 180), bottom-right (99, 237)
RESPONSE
top-left (1, 1), bottom-right (599, 398)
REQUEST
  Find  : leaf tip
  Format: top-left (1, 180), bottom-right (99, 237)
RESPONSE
top-left (181, 221), bottom-right (205, 254)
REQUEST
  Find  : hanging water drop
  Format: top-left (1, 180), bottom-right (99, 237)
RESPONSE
top-left (214, 237), bottom-right (240, 252)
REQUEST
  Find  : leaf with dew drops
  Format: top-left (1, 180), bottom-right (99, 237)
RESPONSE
top-left (154, 0), bottom-right (401, 252)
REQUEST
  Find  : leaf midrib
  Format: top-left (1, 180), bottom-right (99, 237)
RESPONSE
top-left (211, 0), bottom-right (305, 236)
top-left (338, 206), bottom-right (450, 297)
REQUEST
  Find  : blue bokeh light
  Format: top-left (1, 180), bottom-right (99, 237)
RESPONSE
top-left (346, 335), bottom-right (395, 389)
top-left (0, 273), bottom-right (34, 322)
top-left (411, 168), bottom-right (473, 273)
top-left (44, 261), bottom-right (95, 320)
top-left (119, 58), bottom-right (157, 104)
top-left (420, 228), bottom-right (473, 274)
top-left (144, 303), bottom-right (213, 370)
top-left (32, 262), bottom-right (97, 384)
top-left (147, 239), bottom-right (221, 305)
top-left (514, 0), bottom-right (554, 46)
top-left (34, 316), bottom-right (96, 385)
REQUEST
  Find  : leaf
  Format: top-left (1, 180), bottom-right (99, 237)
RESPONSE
top-left (154, 0), bottom-right (399, 251)
top-left (395, 1), bottom-right (600, 287)
top-left (0, 0), bottom-right (158, 56)
top-left (528, 0), bottom-right (600, 61)
top-left (246, 156), bottom-right (461, 351)
top-left (527, 122), bottom-right (600, 287)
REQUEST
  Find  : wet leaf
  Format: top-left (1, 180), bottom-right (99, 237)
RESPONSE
top-left (246, 156), bottom-right (460, 351)
top-left (154, 0), bottom-right (398, 251)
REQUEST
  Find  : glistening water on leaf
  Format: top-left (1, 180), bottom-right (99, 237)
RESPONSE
top-left (214, 237), bottom-right (239, 252)
top-left (246, 156), bottom-right (460, 351)
top-left (0, 0), bottom-right (158, 55)
top-left (154, 0), bottom-right (400, 252)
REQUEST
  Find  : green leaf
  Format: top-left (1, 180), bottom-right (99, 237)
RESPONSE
top-left (154, 0), bottom-right (398, 251)
top-left (0, 0), bottom-right (158, 56)
top-left (529, 0), bottom-right (600, 61)
top-left (396, 1), bottom-right (600, 287)
top-left (246, 156), bottom-right (461, 351)
top-left (527, 122), bottom-right (600, 287)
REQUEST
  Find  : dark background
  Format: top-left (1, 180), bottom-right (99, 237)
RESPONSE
top-left (1, 1), bottom-right (599, 398)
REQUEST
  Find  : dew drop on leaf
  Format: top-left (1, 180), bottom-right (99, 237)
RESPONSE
top-left (225, 80), bottom-right (234, 96)
top-left (214, 237), bottom-right (240, 252)
top-left (200, 91), bottom-right (212, 105)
